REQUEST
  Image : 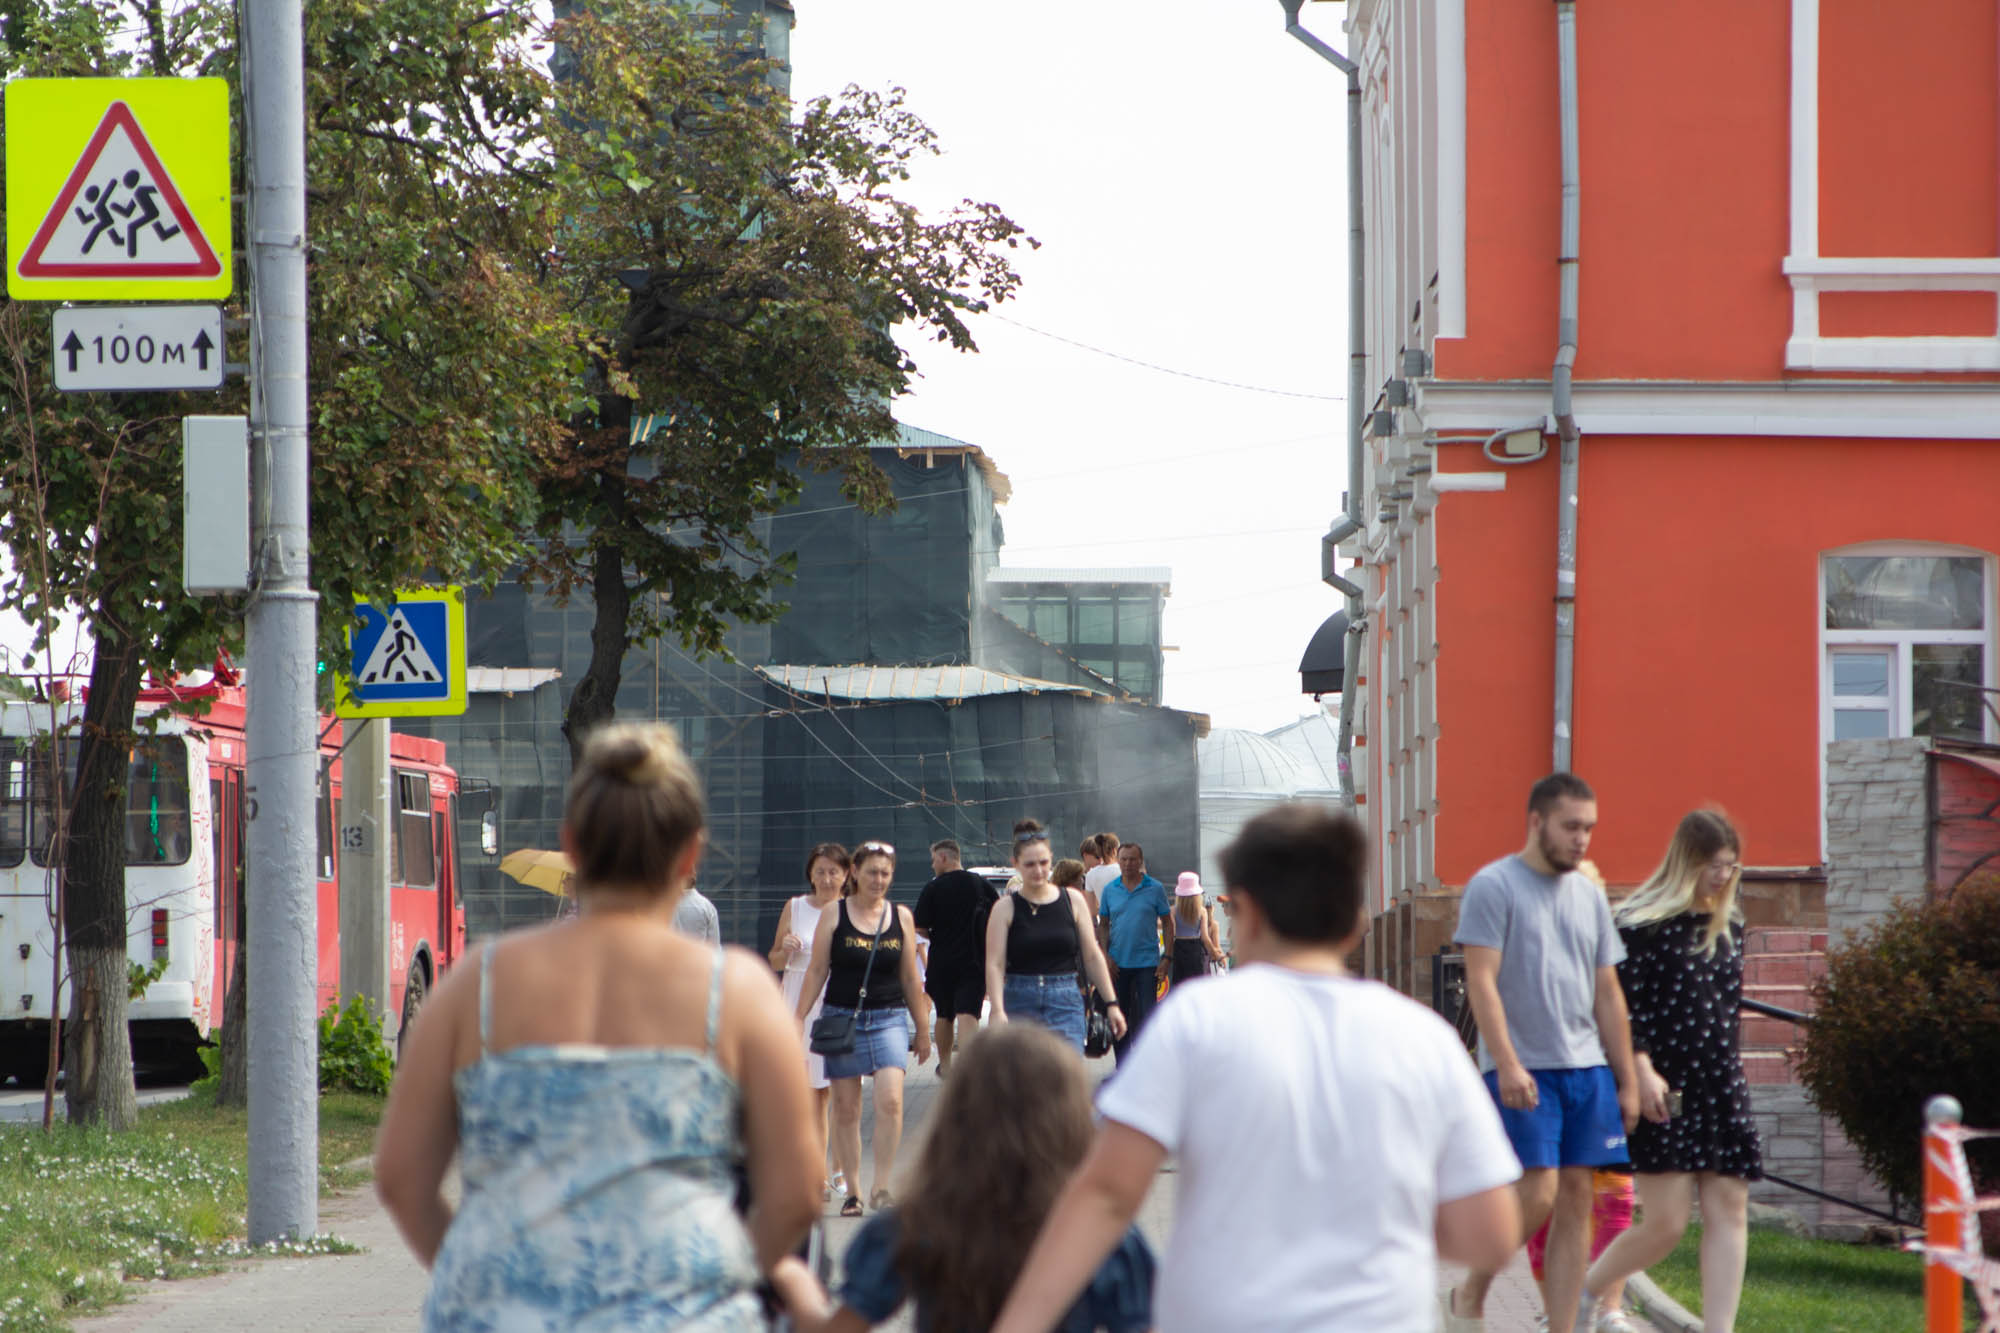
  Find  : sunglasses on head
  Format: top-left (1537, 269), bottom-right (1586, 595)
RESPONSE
top-left (857, 841), bottom-right (895, 855)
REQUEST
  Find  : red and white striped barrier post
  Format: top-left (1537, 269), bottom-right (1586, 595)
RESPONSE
top-left (1926, 1094), bottom-right (1966, 1333)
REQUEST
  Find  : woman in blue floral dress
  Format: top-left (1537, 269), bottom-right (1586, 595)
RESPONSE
top-left (377, 722), bottom-right (821, 1330)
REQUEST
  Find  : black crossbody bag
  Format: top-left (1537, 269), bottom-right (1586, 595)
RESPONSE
top-left (1069, 890), bottom-right (1116, 1058)
top-left (808, 904), bottom-right (887, 1057)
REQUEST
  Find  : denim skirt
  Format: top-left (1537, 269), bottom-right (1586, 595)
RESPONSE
top-left (1003, 972), bottom-right (1086, 1051)
top-left (819, 1004), bottom-right (911, 1081)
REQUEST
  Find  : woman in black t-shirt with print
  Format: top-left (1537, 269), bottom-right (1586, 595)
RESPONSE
top-left (794, 840), bottom-right (931, 1217)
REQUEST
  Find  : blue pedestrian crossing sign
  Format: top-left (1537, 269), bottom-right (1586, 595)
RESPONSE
top-left (333, 586), bottom-right (467, 718)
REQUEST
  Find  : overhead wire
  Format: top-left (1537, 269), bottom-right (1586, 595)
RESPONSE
top-left (987, 313), bottom-right (1346, 403)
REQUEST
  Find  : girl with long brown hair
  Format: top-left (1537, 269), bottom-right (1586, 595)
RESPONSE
top-left (771, 1024), bottom-right (1155, 1332)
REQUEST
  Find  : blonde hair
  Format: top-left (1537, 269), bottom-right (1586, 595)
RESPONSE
top-left (1614, 809), bottom-right (1743, 957)
top-left (564, 722), bottom-right (705, 892)
top-left (1174, 893), bottom-right (1203, 927)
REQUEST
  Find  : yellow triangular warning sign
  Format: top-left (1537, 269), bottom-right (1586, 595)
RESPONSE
top-left (18, 101), bottom-right (220, 279)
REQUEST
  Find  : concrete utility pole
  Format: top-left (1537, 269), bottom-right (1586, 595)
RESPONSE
top-left (337, 720), bottom-right (393, 1013)
top-left (241, 0), bottom-right (319, 1243)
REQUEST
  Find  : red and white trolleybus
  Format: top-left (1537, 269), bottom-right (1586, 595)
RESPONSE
top-left (0, 678), bottom-right (468, 1085)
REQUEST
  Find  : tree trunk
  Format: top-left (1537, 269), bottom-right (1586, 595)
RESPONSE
top-left (63, 634), bottom-right (144, 1130)
top-left (562, 495), bottom-right (633, 767)
top-left (216, 875), bottom-right (247, 1108)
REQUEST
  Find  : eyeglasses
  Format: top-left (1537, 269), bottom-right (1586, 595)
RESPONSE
top-left (857, 841), bottom-right (895, 855)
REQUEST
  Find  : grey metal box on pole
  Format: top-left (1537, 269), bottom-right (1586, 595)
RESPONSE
top-left (182, 415), bottom-right (250, 593)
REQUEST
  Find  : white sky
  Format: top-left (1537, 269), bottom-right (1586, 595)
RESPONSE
top-left (789, 0), bottom-right (1354, 734)
top-left (4, 2), bottom-right (1357, 736)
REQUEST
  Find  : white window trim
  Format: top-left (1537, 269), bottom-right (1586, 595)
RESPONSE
top-left (1786, 0), bottom-right (2000, 372)
top-left (1818, 542), bottom-right (1997, 858)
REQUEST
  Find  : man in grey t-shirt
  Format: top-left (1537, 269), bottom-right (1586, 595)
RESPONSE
top-left (1441, 773), bottom-right (1638, 1333)
top-left (673, 884), bottom-right (720, 945)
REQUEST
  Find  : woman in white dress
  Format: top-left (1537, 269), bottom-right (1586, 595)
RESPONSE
top-left (770, 842), bottom-right (850, 1196)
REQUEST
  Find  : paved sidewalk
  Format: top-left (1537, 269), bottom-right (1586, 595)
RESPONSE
top-left (72, 1052), bottom-right (1577, 1332)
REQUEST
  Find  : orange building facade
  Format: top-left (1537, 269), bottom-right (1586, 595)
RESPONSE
top-left (1333, 0), bottom-right (2000, 979)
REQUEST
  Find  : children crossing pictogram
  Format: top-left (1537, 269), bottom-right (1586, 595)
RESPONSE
top-left (17, 100), bottom-right (220, 279)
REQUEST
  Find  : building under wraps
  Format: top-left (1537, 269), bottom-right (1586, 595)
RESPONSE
top-left (405, 425), bottom-right (1208, 947)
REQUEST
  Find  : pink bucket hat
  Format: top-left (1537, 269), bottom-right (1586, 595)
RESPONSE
top-left (1175, 871), bottom-right (1203, 898)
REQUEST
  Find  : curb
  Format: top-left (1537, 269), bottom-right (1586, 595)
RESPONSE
top-left (1626, 1272), bottom-right (1700, 1333)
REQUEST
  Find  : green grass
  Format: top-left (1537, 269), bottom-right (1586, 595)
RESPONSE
top-left (1648, 1223), bottom-right (1932, 1332)
top-left (0, 1091), bottom-right (382, 1332)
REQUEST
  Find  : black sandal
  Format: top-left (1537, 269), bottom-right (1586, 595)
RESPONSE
top-left (840, 1194), bottom-right (863, 1218)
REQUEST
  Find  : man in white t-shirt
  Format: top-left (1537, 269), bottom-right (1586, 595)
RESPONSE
top-left (994, 804), bottom-right (1522, 1333)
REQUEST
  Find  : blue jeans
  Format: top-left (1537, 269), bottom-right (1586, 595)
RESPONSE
top-left (1003, 972), bottom-right (1086, 1051)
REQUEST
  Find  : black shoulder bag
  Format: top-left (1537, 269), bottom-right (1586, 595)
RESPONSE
top-left (808, 904), bottom-right (887, 1057)
top-left (1069, 889), bottom-right (1115, 1059)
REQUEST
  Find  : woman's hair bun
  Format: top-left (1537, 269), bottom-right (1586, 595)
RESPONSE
top-left (593, 732), bottom-right (674, 787)
top-left (1012, 817), bottom-right (1044, 837)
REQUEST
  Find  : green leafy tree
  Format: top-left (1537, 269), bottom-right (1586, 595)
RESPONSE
top-left (0, 0), bottom-right (579, 1127)
top-left (528, 0), bottom-right (1032, 757)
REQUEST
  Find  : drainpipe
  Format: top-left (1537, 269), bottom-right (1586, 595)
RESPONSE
top-left (1551, 0), bottom-right (1582, 774)
top-left (1280, 0), bottom-right (1367, 810)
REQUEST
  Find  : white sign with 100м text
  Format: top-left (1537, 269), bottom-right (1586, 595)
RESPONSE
top-left (52, 303), bottom-right (222, 391)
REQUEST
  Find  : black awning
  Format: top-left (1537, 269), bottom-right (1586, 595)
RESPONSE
top-left (1298, 610), bottom-right (1348, 696)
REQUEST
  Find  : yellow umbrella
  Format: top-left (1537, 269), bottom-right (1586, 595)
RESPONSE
top-left (498, 848), bottom-right (574, 898)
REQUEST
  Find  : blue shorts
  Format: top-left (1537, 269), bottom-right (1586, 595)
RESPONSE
top-left (819, 1005), bottom-right (911, 1081)
top-left (1483, 1066), bottom-right (1628, 1170)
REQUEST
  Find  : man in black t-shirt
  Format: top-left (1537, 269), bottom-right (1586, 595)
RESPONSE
top-left (913, 838), bottom-right (1000, 1077)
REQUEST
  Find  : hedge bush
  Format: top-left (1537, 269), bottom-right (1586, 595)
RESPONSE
top-left (1793, 873), bottom-right (2000, 1210)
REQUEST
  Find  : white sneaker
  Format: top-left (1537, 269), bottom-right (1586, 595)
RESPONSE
top-left (1595, 1310), bottom-right (1640, 1333)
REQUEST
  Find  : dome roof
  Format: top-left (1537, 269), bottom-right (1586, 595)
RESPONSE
top-left (1198, 727), bottom-right (1313, 797)
top-left (1265, 710), bottom-right (1342, 795)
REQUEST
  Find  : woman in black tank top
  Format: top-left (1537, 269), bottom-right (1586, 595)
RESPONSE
top-left (982, 820), bottom-right (1126, 1053)
top-left (792, 841), bottom-right (931, 1217)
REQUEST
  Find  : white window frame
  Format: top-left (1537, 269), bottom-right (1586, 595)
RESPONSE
top-left (1819, 543), bottom-right (1996, 861)
top-left (1820, 541), bottom-right (1996, 743)
top-left (1787, 0), bottom-right (2000, 372)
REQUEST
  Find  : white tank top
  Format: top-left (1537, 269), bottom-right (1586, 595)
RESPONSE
top-left (787, 894), bottom-right (828, 974)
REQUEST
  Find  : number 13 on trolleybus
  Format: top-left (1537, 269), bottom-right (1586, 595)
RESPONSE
top-left (0, 677), bottom-right (471, 1086)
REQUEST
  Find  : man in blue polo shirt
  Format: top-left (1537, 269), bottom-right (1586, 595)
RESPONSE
top-left (1098, 841), bottom-right (1172, 1064)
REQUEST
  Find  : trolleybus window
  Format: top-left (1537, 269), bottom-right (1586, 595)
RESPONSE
top-left (29, 737), bottom-right (192, 867)
top-left (397, 772), bottom-right (435, 888)
top-left (0, 741), bottom-right (28, 868)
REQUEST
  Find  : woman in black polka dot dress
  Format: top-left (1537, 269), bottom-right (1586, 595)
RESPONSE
top-left (1578, 810), bottom-right (1761, 1333)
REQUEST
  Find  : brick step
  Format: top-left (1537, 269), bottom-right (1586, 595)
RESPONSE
top-left (1739, 1014), bottom-right (1811, 1049)
top-left (1741, 954), bottom-right (1829, 988)
top-left (1742, 1049), bottom-right (1799, 1085)
top-left (1744, 928), bottom-right (1829, 954)
top-left (1742, 980), bottom-right (1815, 1010)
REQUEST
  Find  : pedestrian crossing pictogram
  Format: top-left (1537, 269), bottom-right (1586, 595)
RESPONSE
top-left (356, 607), bottom-right (444, 686)
top-left (17, 101), bottom-right (221, 280)
top-left (334, 587), bottom-right (468, 719)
